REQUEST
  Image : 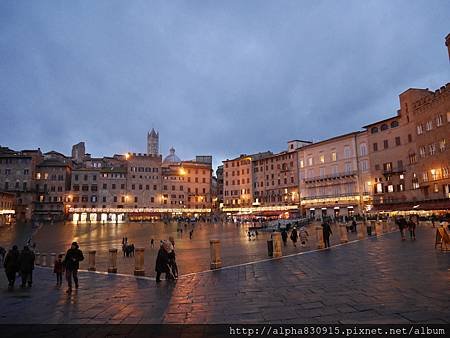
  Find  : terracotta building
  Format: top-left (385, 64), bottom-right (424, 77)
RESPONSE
top-left (161, 153), bottom-right (212, 211)
top-left (408, 84), bottom-right (450, 209)
top-left (253, 141), bottom-right (308, 209)
top-left (223, 152), bottom-right (271, 208)
top-left (0, 147), bottom-right (43, 221)
top-left (34, 151), bottom-right (72, 221)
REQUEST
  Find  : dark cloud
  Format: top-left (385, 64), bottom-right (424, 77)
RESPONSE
top-left (1, 0), bottom-right (449, 170)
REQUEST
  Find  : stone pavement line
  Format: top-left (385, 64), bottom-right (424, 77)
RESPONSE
top-left (36, 227), bottom-right (401, 282)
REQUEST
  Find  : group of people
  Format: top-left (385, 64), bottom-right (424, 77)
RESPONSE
top-left (247, 230), bottom-right (258, 240)
top-left (280, 226), bottom-right (309, 247)
top-left (395, 216), bottom-right (417, 241)
top-left (155, 236), bottom-right (178, 283)
top-left (2, 241), bottom-right (84, 294)
top-left (3, 245), bottom-right (35, 290)
top-left (121, 237), bottom-right (135, 257)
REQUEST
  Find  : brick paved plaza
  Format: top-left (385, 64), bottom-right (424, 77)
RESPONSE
top-left (0, 226), bottom-right (448, 324)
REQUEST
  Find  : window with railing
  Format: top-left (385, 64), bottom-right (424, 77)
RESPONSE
top-left (439, 139), bottom-right (446, 152)
top-left (417, 124), bottom-right (423, 135)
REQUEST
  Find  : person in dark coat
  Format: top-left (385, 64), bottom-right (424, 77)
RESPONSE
top-left (290, 227), bottom-right (298, 247)
top-left (396, 217), bottom-right (407, 241)
top-left (407, 218), bottom-right (416, 240)
top-left (54, 254), bottom-right (64, 286)
top-left (322, 221), bottom-right (333, 248)
top-left (168, 237), bottom-right (178, 279)
top-left (4, 245), bottom-right (20, 290)
top-left (155, 241), bottom-right (174, 282)
top-left (63, 242), bottom-right (84, 293)
top-left (281, 229), bottom-right (288, 246)
top-left (0, 246), bottom-right (6, 263)
top-left (352, 219), bottom-right (357, 233)
top-left (19, 246), bottom-right (35, 288)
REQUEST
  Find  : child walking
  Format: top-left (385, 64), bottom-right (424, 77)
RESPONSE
top-left (54, 254), bottom-right (64, 286)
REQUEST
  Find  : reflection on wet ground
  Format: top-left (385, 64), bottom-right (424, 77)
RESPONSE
top-left (0, 221), bottom-right (360, 277)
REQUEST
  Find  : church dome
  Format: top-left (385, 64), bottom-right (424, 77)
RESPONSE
top-left (163, 147), bottom-right (181, 163)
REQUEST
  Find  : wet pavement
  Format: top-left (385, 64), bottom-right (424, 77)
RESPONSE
top-left (0, 226), bottom-right (448, 324)
top-left (0, 220), bottom-right (362, 277)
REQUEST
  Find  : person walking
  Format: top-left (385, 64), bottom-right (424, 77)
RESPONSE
top-left (322, 221), bottom-right (333, 248)
top-left (281, 229), bottom-right (288, 246)
top-left (155, 241), bottom-right (174, 282)
top-left (150, 238), bottom-right (155, 248)
top-left (4, 245), bottom-right (20, 290)
top-left (0, 246), bottom-right (6, 263)
top-left (63, 242), bottom-right (84, 294)
top-left (54, 254), bottom-right (64, 286)
top-left (18, 245), bottom-right (35, 288)
top-left (168, 237), bottom-right (178, 279)
top-left (299, 226), bottom-right (309, 247)
top-left (352, 219), bottom-right (357, 233)
top-left (290, 227), bottom-right (298, 247)
top-left (408, 217), bottom-right (416, 241)
top-left (396, 217), bottom-right (407, 241)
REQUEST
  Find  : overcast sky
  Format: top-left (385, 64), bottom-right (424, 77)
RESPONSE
top-left (1, 0), bottom-right (449, 170)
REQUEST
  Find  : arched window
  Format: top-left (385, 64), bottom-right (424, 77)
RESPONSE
top-left (380, 124), bottom-right (388, 131)
top-left (371, 127), bottom-right (378, 134)
top-left (390, 120), bottom-right (399, 128)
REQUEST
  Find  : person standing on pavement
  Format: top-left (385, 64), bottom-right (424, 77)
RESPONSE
top-left (4, 245), bottom-right (20, 290)
top-left (18, 246), bottom-right (35, 288)
top-left (407, 217), bottom-right (416, 241)
top-left (281, 229), bottom-right (288, 246)
top-left (155, 241), bottom-right (174, 282)
top-left (396, 217), bottom-right (407, 241)
top-left (150, 238), bottom-right (155, 248)
top-left (54, 254), bottom-right (64, 286)
top-left (63, 242), bottom-right (84, 294)
top-left (168, 237), bottom-right (178, 279)
top-left (299, 226), bottom-right (309, 247)
top-left (290, 227), bottom-right (298, 247)
top-left (0, 246), bottom-right (6, 263)
top-left (322, 221), bottom-right (333, 248)
top-left (352, 219), bottom-right (357, 233)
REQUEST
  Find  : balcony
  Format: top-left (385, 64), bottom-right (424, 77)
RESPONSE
top-left (382, 166), bottom-right (405, 176)
top-left (303, 171), bottom-right (357, 184)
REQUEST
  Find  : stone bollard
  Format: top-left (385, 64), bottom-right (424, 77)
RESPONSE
top-left (357, 222), bottom-right (365, 240)
top-left (375, 221), bottom-right (383, 237)
top-left (267, 239), bottom-right (274, 257)
top-left (339, 224), bottom-right (349, 243)
top-left (272, 232), bottom-right (282, 258)
top-left (210, 239), bottom-right (222, 269)
top-left (35, 252), bottom-right (40, 266)
top-left (88, 250), bottom-right (96, 271)
top-left (108, 248), bottom-right (118, 273)
top-left (41, 253), bottom-right (47, 267)
top-left (50, 253), bottom-right (56, 265)
top-left (316, 225), bottom-right (324, 249)
top-left (134, 248), bottom-right (145, 276)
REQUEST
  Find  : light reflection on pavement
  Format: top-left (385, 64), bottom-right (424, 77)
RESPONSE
top-left (0, 221), bottom-right (361, 277)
